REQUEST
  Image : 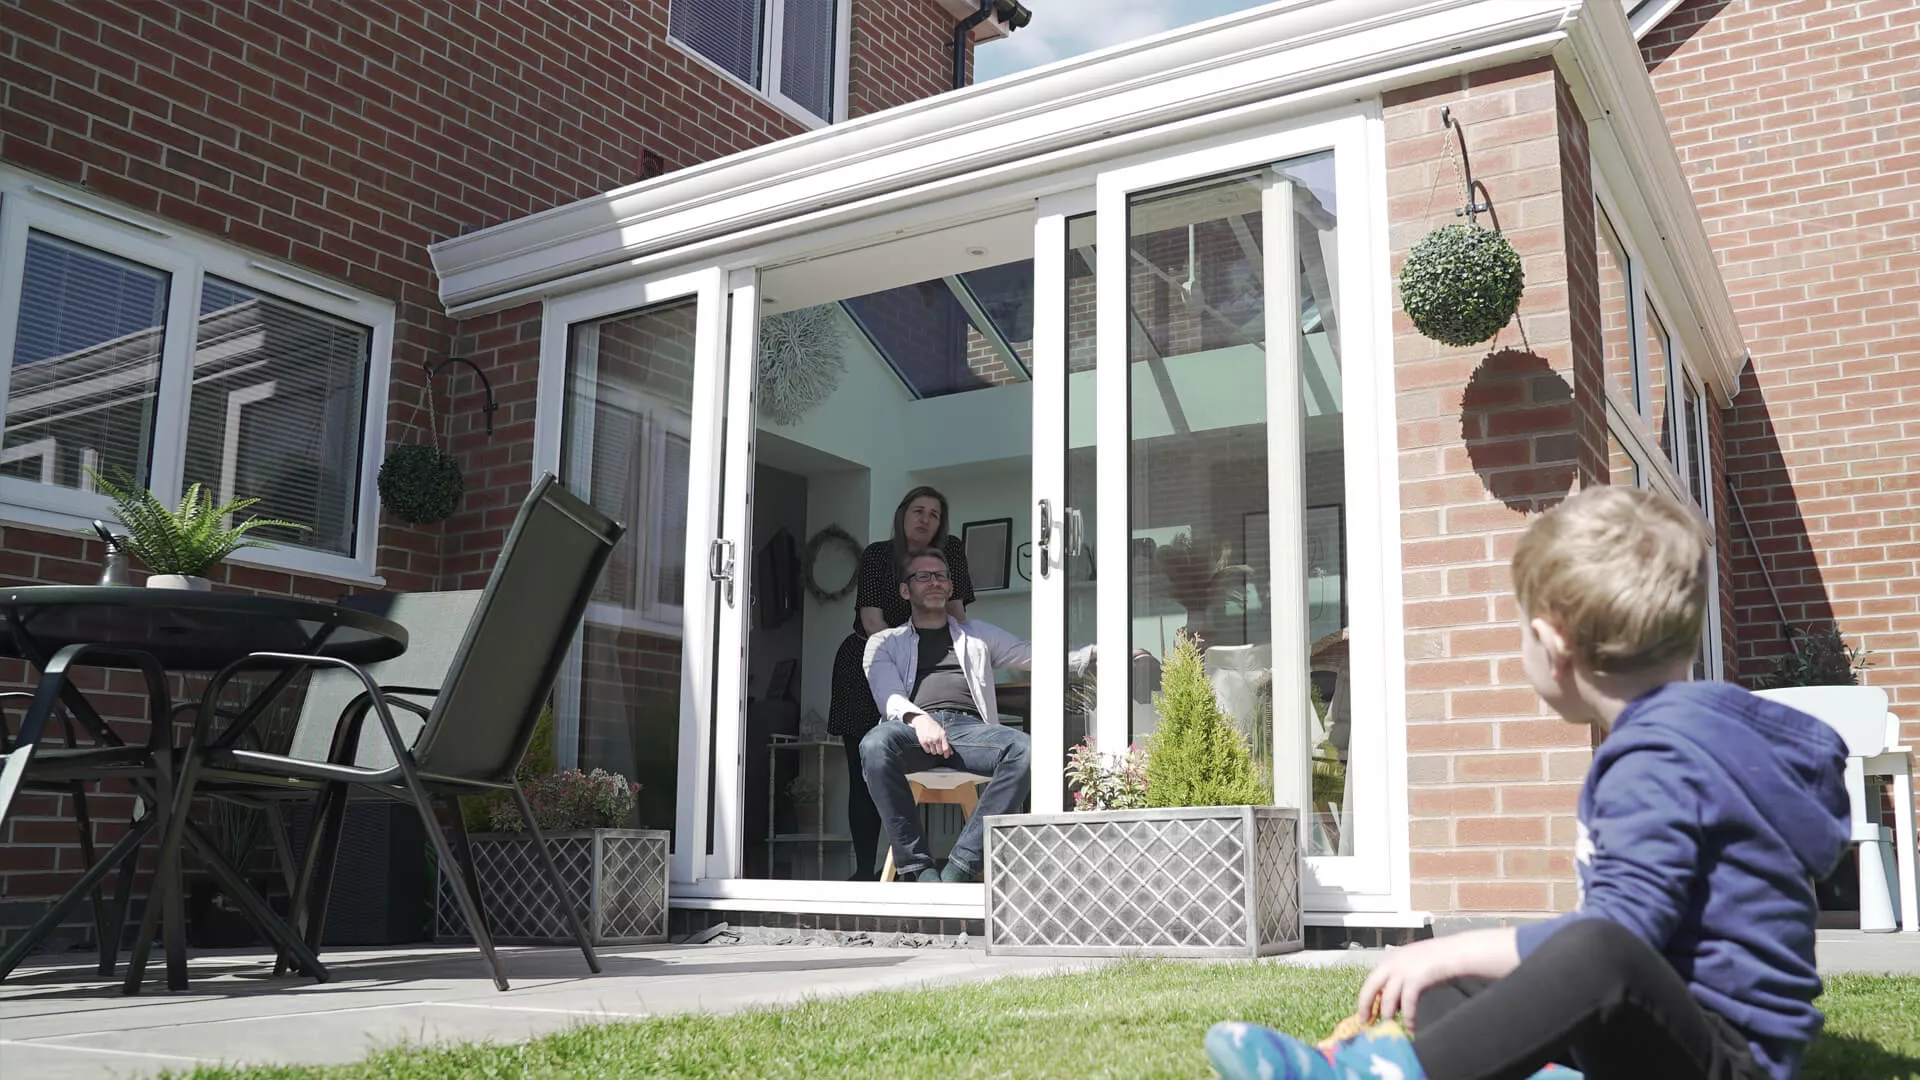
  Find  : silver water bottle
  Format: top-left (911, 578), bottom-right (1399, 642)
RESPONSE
top-left (93, 520), bottom-right (130, 586)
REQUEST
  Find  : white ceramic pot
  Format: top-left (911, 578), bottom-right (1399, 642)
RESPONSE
top-left (146, 574), bottom-right (213, 591)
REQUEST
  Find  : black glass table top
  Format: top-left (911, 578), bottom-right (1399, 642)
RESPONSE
top-left (0, 586), bottom-right (407, 670)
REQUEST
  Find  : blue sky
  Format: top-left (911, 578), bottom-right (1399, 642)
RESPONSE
top-left (973, 0), bottom-right (1275, 83)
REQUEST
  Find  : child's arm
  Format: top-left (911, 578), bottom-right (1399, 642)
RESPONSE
top-left (1355, 929), bottom-right (1520, 1029)
top-left (1514, 740), bottom-right (1705, 960)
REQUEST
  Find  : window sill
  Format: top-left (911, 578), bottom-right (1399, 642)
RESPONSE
top-left (0, 500), bottom-right (386, 590)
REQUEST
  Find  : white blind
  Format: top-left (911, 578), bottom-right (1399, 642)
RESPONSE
top-left (3, 231), bottom-right (168, 490)
top-left (779, 0), bottom-right (837, 119)
top-left (670, 0), bottom-right (764, 86)
top-left (180, 276), bottom-right (370, 556)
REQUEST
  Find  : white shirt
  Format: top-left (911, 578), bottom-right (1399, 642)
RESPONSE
top-left (863, 616), bottom-right (1091, 726)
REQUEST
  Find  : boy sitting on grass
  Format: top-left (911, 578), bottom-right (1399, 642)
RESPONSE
top-left (1208, 486), bottom-right (1851, 1080)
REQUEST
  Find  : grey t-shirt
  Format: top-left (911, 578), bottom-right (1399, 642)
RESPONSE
top-left (910, 626), bottom-right (977, 718)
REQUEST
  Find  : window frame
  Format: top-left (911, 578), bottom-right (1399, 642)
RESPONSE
top-left (580, 381), bottom-right (693, 639)
top-left (0, 175), bottom-right (394, 585)
top-left (666, 0), bottom-right (854, 129)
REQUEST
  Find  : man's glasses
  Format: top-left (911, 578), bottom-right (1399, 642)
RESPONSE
top-left (906, 570), bottom-right (950, 584)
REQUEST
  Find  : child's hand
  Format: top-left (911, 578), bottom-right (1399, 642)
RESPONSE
top-left (1354, 928), bottom-right (1520, 1031)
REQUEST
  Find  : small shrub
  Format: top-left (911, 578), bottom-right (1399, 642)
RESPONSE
top-left (89, 466), bottom-right (306, 576)
top-left (1758, 625), bottom-right (1871, 688)
top-left (490, 768), bottom-right (641, 833)
top-left (378, 443), bottom-right (465, 525)
top-left (1066, 739), bottom-right (1149, 811)
top-left (1144, 632), bottom-right (1270, 808)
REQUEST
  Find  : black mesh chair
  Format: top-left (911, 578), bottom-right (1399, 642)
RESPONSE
top-left (123, 473), bottom-right (624, 993)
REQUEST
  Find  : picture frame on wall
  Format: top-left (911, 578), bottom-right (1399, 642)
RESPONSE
top-left (962, 518), bottom-right (1014, 592)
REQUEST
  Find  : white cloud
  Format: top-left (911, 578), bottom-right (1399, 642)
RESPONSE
top-left (974, 0), bottom-right (1272, 83)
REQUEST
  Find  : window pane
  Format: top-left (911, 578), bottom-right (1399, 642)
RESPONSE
top-left (4, 231), bottom-right (166, 491)
top-left (671, 0), bottom-right (764, 87)
top-left (1645, 301), bottom-right (1671, 461)
top-left (180, 277), bottom-right (370, 556)
top-left (560, 299), bottom-right (701, 842)
top-left (1683, 377), bottom-right (1705, 508)
top-left (1063, 213), bottom-right (1097, 807)
top-left (778, 0), bottom-right (837, 119)
top-left (1124, 152), bottom-right (1349, 855)
top-left (1596, 207), bottom-right (1633, 410)
top-left (841, 262), bottom-right (1033, 397)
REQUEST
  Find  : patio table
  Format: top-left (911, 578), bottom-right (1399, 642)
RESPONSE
top-left (0, 585), bottom-right (405, 991)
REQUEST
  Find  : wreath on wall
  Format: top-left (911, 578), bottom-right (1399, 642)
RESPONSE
top-left (803, 524), bottom-right (863, 604)
top-left (1398, 223), bottom-right (1526, 347)
top-left (758, 305), bottom-right (847, 427)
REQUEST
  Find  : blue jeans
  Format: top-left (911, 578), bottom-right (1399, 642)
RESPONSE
top-left (858, 711), bottom-right (1029, 876)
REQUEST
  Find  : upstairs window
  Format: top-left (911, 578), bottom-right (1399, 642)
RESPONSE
top-left (669, 0), bottom-right (848, 125)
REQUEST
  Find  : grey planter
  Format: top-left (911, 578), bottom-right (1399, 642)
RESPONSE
top-left (984, 805), bottom-right (1302, 958)
top-left (435, 828), bottom-right (668, 946)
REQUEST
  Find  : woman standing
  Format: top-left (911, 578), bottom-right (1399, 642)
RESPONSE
top-left (827, 486), bottom-right (974, 879)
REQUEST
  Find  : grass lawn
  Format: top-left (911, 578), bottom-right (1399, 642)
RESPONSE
top-left (167, 961), bottom-right (1920, 1079)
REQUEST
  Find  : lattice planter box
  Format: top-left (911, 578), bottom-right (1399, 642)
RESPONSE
top-left (435, 828), bottom-right (668, 946)
top-left (984, 806), bottom-right (1301, 958)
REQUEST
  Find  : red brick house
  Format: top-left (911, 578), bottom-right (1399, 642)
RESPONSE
top-left (1, 0), bottom-right (1912, 951)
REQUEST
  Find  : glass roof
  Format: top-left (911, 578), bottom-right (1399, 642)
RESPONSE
top-left (839, 259), bottom-right (1033, 399)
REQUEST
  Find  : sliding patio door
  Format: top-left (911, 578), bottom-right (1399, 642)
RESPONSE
top-left (540, 267), bottom-right (737, 884)
top-left (1031, 113), bottom-right (1398, 905)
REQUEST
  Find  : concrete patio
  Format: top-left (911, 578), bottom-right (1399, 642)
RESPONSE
top-left (0, 932), bottom-right (1913, 1080)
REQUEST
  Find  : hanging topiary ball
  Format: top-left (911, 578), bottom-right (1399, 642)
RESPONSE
top-left (1399, 223), bottom-right (1525, 347)
top-left (378, 443), bottom-right (465, 525)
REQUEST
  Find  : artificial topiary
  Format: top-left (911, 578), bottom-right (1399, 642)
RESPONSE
top-left (378, 443), bottom-right (464, 525)
top-left (1144, 631), bottom-right (1271, 808)
top-left (1399, 223), bottom-right (1525, 347)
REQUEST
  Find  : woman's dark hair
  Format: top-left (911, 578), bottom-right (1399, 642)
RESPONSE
top-left (891, 486), bottom-right (950, 568)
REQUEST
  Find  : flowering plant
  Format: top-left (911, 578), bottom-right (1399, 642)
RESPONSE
top-left (1065, 738), bottom-right (1150, 811)
top-left (491, 768), bottom-right (641, 832)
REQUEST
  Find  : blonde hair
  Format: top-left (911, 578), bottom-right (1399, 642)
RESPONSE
top-left (1511, 486), bottom-right (1709, 674)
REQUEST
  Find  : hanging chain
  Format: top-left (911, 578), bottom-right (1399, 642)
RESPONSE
top-left (422, 362), bottom-right (444, 452)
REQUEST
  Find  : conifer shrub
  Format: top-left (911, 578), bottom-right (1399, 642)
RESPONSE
top-left (1144, 632), bottom-right (1271, 808)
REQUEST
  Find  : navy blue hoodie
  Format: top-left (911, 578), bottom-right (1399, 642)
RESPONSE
top-left (1513, 681), bottom-right (1851, 1080)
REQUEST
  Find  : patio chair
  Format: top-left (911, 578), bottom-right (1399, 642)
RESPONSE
top-left (123, 473), bottom-right (625, 992)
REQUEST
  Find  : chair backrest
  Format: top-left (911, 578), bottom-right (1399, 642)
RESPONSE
top-left (287, 590), bottom-right (483, 770)
top-left (408, 473), bottom-right (624, 783)
top-left (1752, 685), bottom-right (1890, 757)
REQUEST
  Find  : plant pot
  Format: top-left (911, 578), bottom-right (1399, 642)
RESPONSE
top-left (984, 805), bottom-right (1301, 958)
top-left (147, 574), bottom-right (213, 591)
top-left (434, 828), bottom-right (668, 946)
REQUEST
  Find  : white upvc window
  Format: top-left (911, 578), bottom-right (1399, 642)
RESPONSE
top-left (667, 0), bottom-right (853, 127)
top-left (1595, 187), bottom-right (1721, 677)
top-left (0, 175), bottom-right (393, 585)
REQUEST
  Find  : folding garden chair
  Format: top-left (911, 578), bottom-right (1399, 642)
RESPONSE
top-left (123, 474), bottom-right (625, 992)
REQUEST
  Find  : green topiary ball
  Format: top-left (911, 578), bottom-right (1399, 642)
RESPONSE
top-left (1399, 223), bottom-right (1526, 347)
top-left (378, 443), bottom-right (464, 525)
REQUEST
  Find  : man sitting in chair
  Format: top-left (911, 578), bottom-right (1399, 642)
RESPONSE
top-left (862, 546), bottom-right (1082, 883)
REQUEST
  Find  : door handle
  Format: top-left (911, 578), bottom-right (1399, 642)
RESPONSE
top-left (1036, 500), bottom-right (1053, 580)
top-left (709, 538), bottom-right (737, 607)
top-left (1066, 506), bottom-right (1085, 558)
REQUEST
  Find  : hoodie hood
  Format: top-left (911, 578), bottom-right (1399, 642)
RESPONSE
top-left (1619, 681), bottom-right (1852, 881)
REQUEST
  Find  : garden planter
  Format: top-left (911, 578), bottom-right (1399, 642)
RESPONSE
top-left (435, 827), bottom-right (667, 946)
top-left (147, 574), bottom-right (212, 590)
top-left (983, 805), bottom-right (1301, 958)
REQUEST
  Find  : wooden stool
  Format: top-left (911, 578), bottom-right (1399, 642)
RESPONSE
top-left (879, 768), bottom-right (990, 882)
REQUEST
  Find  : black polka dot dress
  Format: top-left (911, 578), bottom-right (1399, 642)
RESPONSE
top-left (827, 535), bottom-right (974, 736)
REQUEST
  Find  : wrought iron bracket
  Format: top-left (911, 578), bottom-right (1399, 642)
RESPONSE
top-left (423, 356), bottom-right (498, 437)
top-left (1442, 106), bottom-right (1492, 224)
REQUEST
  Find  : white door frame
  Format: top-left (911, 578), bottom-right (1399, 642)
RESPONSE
top-left (539, 264), bottom-right (730, 884)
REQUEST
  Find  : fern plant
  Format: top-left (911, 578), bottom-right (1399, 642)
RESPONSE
top-left (1144, 631), bottom-right (1270, 808)
top-left (88, 467), bottom-right (307, 577)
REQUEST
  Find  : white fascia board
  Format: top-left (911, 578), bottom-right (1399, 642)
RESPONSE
top-left (932, 0), bottom-right (1009, 42)
top-left (429, 0), bottom-right (1585, 311)
top-left (1556, 0), bottom-right (1748, 405)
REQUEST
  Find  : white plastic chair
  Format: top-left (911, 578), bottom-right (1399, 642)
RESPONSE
top-left (1755, 687), bottom-right (1917, 933)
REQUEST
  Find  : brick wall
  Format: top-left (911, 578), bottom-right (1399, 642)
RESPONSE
top-left (1385, 61), bottom-right (1608, 920)
top-left (1641, 0), bottom-right (1920, 747)
top-left (0, 0), bottom-right (964, 945)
